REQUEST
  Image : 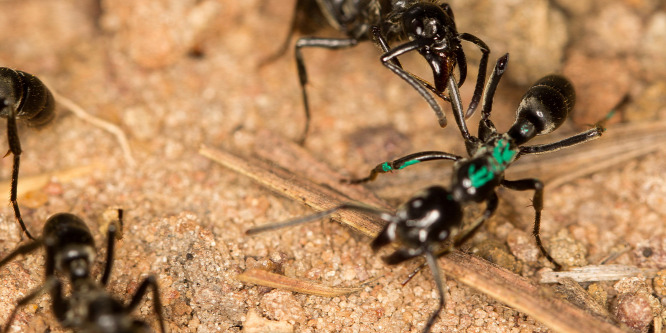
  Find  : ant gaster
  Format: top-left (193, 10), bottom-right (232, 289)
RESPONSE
top-left (0, 210), bottom-right (166, 333)
top-left (246, 54), bottom-right (607, 332)
top-left (0, 67), bottom-right (56, 240)
top-left (347, 53), bottom-right (608, 270)
top-left (268, 0), bottom-right (489, 143)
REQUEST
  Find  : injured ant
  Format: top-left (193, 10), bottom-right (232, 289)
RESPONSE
top-left (0, 67), bottom-right (56, 240)
top-left (265, 0), bottom-right (489, 143)
top-left (247, 186), bottom-right (476, 333)
top-left (0, 210), bottom-right (166, 332)
top-left (346, 53), bottom-right (610, 270)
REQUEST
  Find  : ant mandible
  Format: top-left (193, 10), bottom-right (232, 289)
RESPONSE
top-left (267, 0), bottom-right (489, 143)
top-left (0, 209), bottom-right (166, 332)
top-left (0, 67), bottom-right (56, 240)
top-left (346, 53), bottom-right (608, 270)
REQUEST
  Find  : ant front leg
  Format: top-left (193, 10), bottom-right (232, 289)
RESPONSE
top-left (100, 211), bottom-right (121, 286)
top-left (380, 41), bottom-right (448, 128)
top-left (459, 33), bottom-right (490, 118)
top-left (518, 125), bottom-right (604, 155)
top-left (5, 105), bottom-right (34, 240)
top-left (2, 277), bottom-right (64, 333)
top-left (501, 178), bottom-right (561, 270)
top-left (294, 37), bottom-right (359, 144)
top-left (423, 251), bottom-right (446, 333)
top-left (373, 27), bottom-right (452, 103)
top-left (126, 275), bottom-right (166, 333)
top-left (343, 151), bottom-right (462, 184)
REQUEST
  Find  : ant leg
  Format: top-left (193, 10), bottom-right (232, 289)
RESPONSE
top-left (247, 203), bottom-right (392, 235)
top-left (381, 41), bottom-right (448, 128)
top-left (423, 251), bottom-right (446, 333)
top-left (126, 275), bottom-right (166, 333)
top-left (446, 75), bottom-right (473, 142)
top-left (501, 178), bottom-right (561, 270)
top-left (518, 126), bottom-right (604, 155)
top-left (454, 193), bottom-right (498, 247)
top-left (256, 0), bottom-right (302, 67)
top-left (100, 209), bottom-right (122, 286)
top-left (343, 151), bottom-right (463, 184)
top-left (0, 240), bottom-right (43, 268)
top-left (372, 26), bottom-right (451, 104)
top-left (2, 277), bottom-right (64, 333)
top-left (459, 33), bottom-right (490, 118)
top-left (371, 26), bottom-right (401, 68)
top-left (382, 248), bottom-right (422, 265)
top-left (295, 37), bottom-right (359, 144)
top-left (478, 54), bottom-right (509, 141)
top-left (5, 107), bottom-right (34, 240)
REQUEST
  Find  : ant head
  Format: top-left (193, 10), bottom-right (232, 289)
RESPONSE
top-left (507, 75), bottom-right (575, 145)
top-left (452, 159), bottom-right (500, 203)
top-left (399, 3), bottom-right (462, 91)
top-left (371, 186), bottom-right (463, 260)
top-left (44, 213), bottom-right (96, 280)
top-left (402, 3), bottom-right (457, 44)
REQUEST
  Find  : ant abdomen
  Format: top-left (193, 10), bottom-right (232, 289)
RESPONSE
top-left (0, 67), bottom-right (55, 128)
top-left (508, 75), bottom-right (575, 145)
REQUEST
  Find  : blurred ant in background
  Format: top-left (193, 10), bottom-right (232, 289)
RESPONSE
top-left (262, 0), bottom-right (489, 143)
top-left (0, 67), bottom-right (55, 240)
top-left (0, 209), bottom-right (166, 332)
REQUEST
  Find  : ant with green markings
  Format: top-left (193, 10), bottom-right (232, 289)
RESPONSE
top-left (346, 53), bottom-right (609, 270)
top-left (247, 53), bottom-right (609, 332)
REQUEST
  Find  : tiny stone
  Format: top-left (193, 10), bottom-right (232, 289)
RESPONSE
top-left (547, 229), bottom-right (588, 267)
top-left (587, 283), bottom-right (608, 308)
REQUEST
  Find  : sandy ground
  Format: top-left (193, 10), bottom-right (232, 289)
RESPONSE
top-left (0, 0), bottom-right (664, 332)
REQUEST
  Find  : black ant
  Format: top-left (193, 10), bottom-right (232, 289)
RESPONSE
top-left (0, 210), bottom-right (166, 332)
top-left (0, 67), bottom-right (56, 240)
top-left (246, 54), bottom-right (608, 332)
top-left (346, 53), bottom-right (609, 270)
top-left (266, 0), bottom-right (490, 143)
top-left (247, 186), bottom-right (468, 333)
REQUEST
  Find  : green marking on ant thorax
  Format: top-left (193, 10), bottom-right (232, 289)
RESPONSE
top-left (468, 163), bottom-right (494, 189)
top-left (492, 139), bottom-right (516, 167)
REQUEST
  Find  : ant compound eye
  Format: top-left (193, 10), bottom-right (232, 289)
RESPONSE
top-left (409, 18), bottom-right (424, 36)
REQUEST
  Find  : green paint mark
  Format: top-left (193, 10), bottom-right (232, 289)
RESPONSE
top-left (468, 139), bottom-right (517, 189)
top-left (381, 162), bottom-right (393, 172)
top-left (469, 164), bottom-right (494, 188)
top-left (520, 123), bottom-right (530, 134)
top-left (399, 159), bottom-right (421, 169)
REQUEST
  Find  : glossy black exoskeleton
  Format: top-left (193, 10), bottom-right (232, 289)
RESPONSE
top-left (267, 0), bottom-right (490, 143)
top-left (0, 67), bottom-right (56, 240)
top-left (247, 185), bottom-right (471, 333)
top-left (347, 54), bottom-right (608, 270)
top-left (0, 210), bottom-right (166, 333)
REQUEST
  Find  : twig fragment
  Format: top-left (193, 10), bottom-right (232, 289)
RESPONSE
top-left (236, 269), bottom-right (363, 297)
top-left (44, 81), bottom-right (136, 167)
top-left (540, 265), bottom-right (659, 284)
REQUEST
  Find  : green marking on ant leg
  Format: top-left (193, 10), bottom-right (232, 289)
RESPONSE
top-left (399, 159), bottom-right (420, 169)
top-left (381, 162), bottom-right (393, 172)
